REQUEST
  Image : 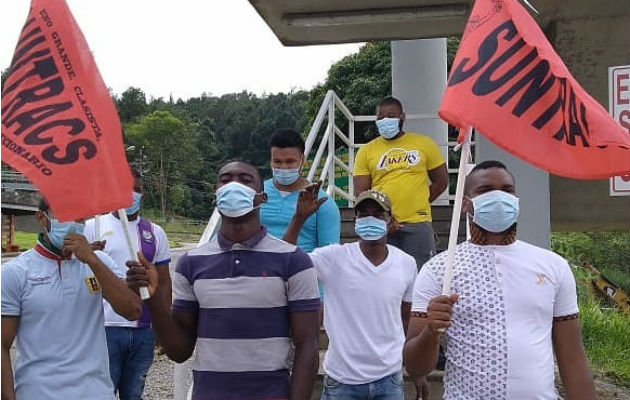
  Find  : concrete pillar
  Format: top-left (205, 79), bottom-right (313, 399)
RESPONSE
top-left (392, 39), bottom-right (449, 205)
top-left (476, 136), bottom-right (551, 249)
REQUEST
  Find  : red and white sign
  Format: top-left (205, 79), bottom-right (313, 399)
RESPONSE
top-left (609, 66), bottom-right (630, 196)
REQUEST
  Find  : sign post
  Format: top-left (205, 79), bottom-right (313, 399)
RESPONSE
top-left (609, 66), bottom-right (630, 196)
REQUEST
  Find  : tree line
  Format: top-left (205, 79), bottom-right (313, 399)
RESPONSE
top-left (2, 40), bottom-right (458, 220)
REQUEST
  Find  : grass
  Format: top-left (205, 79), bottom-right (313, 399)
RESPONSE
top-left (573, 267), bottom-right (630, 385)
top-left (552, 231), bottom-right (630, 386)
top-left (140, 208), bottom-right (207, 248)
top-left (12, 231), bottom-right (38, 251)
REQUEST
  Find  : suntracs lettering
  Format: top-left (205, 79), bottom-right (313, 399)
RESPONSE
top-left (448, 19), bottom-right (591, 148)
top-left (1, 10), bottom-right (98, 170)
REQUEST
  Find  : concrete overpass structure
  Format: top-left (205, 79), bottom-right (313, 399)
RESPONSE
top-left (250, 0), bottom-right (630, 244)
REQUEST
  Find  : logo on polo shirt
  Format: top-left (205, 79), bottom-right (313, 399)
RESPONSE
top-left (142, 230), bottom-right (154, 242)
top-left (536, 273), bottom-right (547, 285)
top-left (84, 276), bottom-right (101, 294)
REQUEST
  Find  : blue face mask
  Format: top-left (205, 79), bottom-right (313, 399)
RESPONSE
top-left (45, 214), bottom-right (85, 250)
top-left (471, 190), bottom-right (519, 233)
top-left (215, 181), bottom-right (261, 218)
top-left (375, 118), bottom-right (401, 139)
top-left (355, 216), bottom-right (388, 241)
top-left (125, 192), bottom-right (143, 215)
top-left (273, 168), bottom-right (300, 186)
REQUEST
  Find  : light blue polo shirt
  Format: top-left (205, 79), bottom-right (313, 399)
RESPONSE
top-left (261, 178), bottom-right (341, 253)
top-left (1, 239), bottom-right (123, 400)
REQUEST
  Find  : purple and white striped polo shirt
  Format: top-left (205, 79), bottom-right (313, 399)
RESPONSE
top-left (172, 226), bottom-right (320, 400)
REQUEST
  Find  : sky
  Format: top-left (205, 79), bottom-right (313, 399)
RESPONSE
top-left (0, 0), bottom-right (363, 100)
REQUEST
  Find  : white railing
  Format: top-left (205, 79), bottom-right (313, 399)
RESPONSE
top-left (177, 90), bottom-right (473, 399)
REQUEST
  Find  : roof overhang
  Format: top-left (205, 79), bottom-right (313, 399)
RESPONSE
top-left (249, 0), bottom-right (627, 45)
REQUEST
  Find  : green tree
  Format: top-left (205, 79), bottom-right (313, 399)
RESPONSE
top-left (117, 87), bottom-right (148, 123)
top-left (125, 110), bottom-right (200, 217)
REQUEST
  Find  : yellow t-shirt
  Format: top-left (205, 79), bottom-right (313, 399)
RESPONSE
top-left (354, 132), bottom-right (445, 223)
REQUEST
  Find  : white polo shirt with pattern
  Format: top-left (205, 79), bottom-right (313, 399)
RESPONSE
top-left (412, 240), bottom-right (579, 400)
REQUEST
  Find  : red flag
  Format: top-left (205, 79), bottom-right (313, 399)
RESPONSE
top-left (1, 0), bottom-right (133, 221)
top-left (439, 0), bottom-right (630, 179)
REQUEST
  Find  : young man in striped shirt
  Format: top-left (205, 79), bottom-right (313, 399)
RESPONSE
top-left (127, 160), bottom-right (321, 400)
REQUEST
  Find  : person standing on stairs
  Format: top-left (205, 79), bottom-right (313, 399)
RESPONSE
top-left (260, 128), bottom-right (341, 319)
top-left (353, 96), bottom-right (448, 270)
top-left (284, 189), bottom-right (417, 400)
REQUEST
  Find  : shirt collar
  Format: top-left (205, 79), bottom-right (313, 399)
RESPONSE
top-left (34, 233), bottom-right (64, 261)
top-left (217, 226), bottom-right (267, 251)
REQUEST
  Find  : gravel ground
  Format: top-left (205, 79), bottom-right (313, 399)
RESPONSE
top-left (144, 351), bottom-right (191, 400)
top-left (144, 352), bottom-right (629, 400)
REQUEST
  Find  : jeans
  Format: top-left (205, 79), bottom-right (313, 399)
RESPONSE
top-left (105, 327), bottom-right (155, 400)
top-left (387, 222), bottom-right (437, 270)
top-left (321, 371), bottom-right (405, 400)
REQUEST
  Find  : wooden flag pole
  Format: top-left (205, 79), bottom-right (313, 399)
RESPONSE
top-left (441, 127), bottom-right (472, 296)
top-left (118, 208), bottom-right (150, 300)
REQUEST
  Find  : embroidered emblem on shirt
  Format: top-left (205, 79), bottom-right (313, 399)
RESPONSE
top-left (84, 276), bottom-right (101, 294)
top-left (536, 273), bottom-right (547, 285)
top-left (142, 230), bottom-right (154, 242)
top-left (377, 148), bottom-right (420, 171)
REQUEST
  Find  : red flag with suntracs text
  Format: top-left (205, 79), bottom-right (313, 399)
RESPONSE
top-left (1, 0), bottom-right (133, 221)
top-left (439, 0), bottom-right (630, 179)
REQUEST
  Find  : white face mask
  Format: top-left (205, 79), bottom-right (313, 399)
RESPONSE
top-left (215, 181), bottom-right (261, 218)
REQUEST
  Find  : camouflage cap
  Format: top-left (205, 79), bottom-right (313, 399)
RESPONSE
top-left (354, 189), bottom-right (391, 212)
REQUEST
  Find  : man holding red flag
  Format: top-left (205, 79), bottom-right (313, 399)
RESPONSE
top-left (1, 199), bottom-right (142, 400)
top-left (403, 161), bottom-right (596, 400)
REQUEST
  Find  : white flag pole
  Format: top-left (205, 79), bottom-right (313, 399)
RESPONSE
top-left (441, 127), bottom-right (472, 296)
top-left (118, 208), bottom-right (150, 300)
top-left (94, 214), bottom-right (101, 239)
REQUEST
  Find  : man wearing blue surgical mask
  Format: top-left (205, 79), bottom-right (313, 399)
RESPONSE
top-left (126, 160), bottom-right (321, 400)
top-left (1, 199), bottom-right (142, 400)
top-left (354, 97), bottom-right (448, 276)
top-left (261, 128), bottom-right (341, 318)
top-left (404, 161), bottom-right (596, 400)
top-left (84, 168), bottom-right (171, 400)
top-left (283, 190), bottom-right (417, 400)
top-left (261, 128), bottom-right (340, 254)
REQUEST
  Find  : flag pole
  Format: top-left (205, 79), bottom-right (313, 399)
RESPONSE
top-left (94, 214), bottom-right (101, 239)
top-left (118, 208), bottom-right (151, 300)
top-left (441, 127), bottom-right (472, 296)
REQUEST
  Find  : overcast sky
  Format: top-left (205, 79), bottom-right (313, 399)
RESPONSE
top-left (0, 0), bottom-right (363, 100)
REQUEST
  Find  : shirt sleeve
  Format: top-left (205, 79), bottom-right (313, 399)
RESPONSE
top-left (171, 253), bottom-right (199, 312)
top-left (403, 261), bottom-right (418, 303)
top-left (316, 192), bottom-right (341, 248)
top-left (423, 137), bottom-right (446, 171)
top-left (411, 264), bottom-right (442, 313)
top-left (353, 143), bottom-right (371, 176)
top-left (553, 260), bottom-right (579, 318)
top-left (287, 249), bottom-right (321, 312)
top-left (308, 244), bottom-right (337, 283)
top-left (84, 218), bottom-right (95, 242)
top-left (152, 224), bottom-right (172, 266)
top-left (1, 261), bottom-right (26, 317)
top-left (94, 250), bottom-right (126, 279)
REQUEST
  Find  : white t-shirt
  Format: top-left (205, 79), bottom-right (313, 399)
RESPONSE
top-left (309, 242), bottom-right (417, 384)
top-left (412, 240), bottom-right (579, 400)
top-left (85, 213), bottom-right (171, 327)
